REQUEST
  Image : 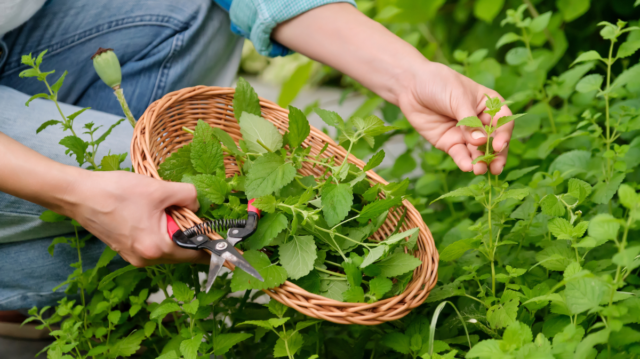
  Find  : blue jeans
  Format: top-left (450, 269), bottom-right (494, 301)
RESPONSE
top-left (0, 0), bottom-right (243, 310)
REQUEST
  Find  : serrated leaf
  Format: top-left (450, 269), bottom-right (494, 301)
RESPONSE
top-left (150, 301), bottom-right (181, 320)
top-left (565, 278), bottom-right (606, 314)
top-left (535, 243), bottom-right (574, 271)
top-left (505, 166), bottom-right (539, 181)
top-left (314, 108), bottom-right (344, 130)
top-left (245, 153), bottom-right (296, 198)
top-left (496, 32), bottom-right (521, 48)
top-left (360, 245), bottom-right (389, 268)
top-left (280, 236), bottom-right (317, 280)
top-left (431, 187), bottom-right (474, 204)
top-left (180, 333), bottom-right (203, 359)
top-left (358, 196), bottom-right (402, 224)
top-left (245, 212), bottom-right (288, 250)
top-left (287, 106), bottom-right (310, 148)
top-left (231, 250), bottom-right (287, 291)
top-left (540, 195), bottom-right (565, 216)
top-left (572, 50), bottom-right (602, 66)
top-left (568, 178), bottom-right (592, 204)
top-left (487, 298), bottom-right (519, 329)
top-left (321, 183), bottom-right (353, 227)
top-left (59, 136), bottom-right (88, 166)
top-left (182, 174), bottom-right (228, 205)
top-left (457, 116), bottom-right (483, 128)
top-left (548, 218), bottom-right (575, 240)
top-left (496, 114), bottom-right (525, 128)
top-left (40, 210), bottom-right (67, 223)
top-left (158, 144), bottom-right (196, 182)
top-left (110, 331), bottom-right (146, 358)
top-left (233, 77), bottom-right (261, 120)
top-left (319, 278), bottom-right (349, 301)
top-left (343, 286), bottom-right (365, 303)
top-left (191, 120), bottom-right (223, 174)
top-left (252, 195), bottom-right (277, 213)
top-left (588, 213), bottom-right (619, 242)
top-left (618, 184), bottom-right (639, 210)
top-left (440, 237), bottom-right (481, 261)
top-left (592, 173), bottom-right (624, 204)
top-left (35, 119), bottom-right (60, 133)
top-left (529, 11), bottom-right (551, 33)
top-left (239, 113), bottom-right (283, 153)
top-left (505, 47), bottom-right (529, 66)
top-left (364, 150), bottom-right (385, 171)
top-left (382, 332), bottom-right (411, 354)
top-left (376, 252), bottom-right (421, 278)
top-left (273, 332), bottom-right (304, 358)
top-left (144, 321), bottom-right (156, 337)
top-left (618, 40), bottom-right (640, 59)
top-left (576, 74), bottom-right (603, 93)
top-left (369, 277), bottom-right (393, 299)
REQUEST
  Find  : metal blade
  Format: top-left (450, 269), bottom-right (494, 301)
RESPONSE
top-left (221, 247), bottom-right (264, 282)
top-left (205, 254), bottom-right (225, 293)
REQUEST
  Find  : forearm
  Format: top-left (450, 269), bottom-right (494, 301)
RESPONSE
top-left (0, 132), bottom-right (83, 216)
top-left (272, 3), bottom-right (427, 106)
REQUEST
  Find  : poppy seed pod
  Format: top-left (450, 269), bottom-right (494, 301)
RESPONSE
top-left (92, 48), bottom-right (121, 89)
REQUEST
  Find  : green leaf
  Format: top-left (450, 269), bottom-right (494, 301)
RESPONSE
top-left (295, 320), bottom-right (321, 332)
top-left (252, 195), bottom-right (277, 213)
top-left (548, 218), bottom-right (575, 240)
top-left (231, 250), bottom-right (287, 291)
top-left (245, 153), bottom-right (296, 198)
top-left (565, 277), bottom-right (606, 314)
top-left (382, 332), bottom-right (411, 354)
top-left (456, 116), bottom-right (483, 128)
top-left (150, 301), bottom-right (181, 320)
top-left (268, 317), bottom-right (290, 328)
top-left (110, 331), bottom-right (146, 358)
top-left (473, 0), bottom-right (504, 23)
top-left (239, 113), bottom-right (283, 153)
top-left (47, 236), bottom-right (68, 256)
top-left (568, 178), bottom-right (592, 204)
top-left (191, 120), bottom-right (223, 174)
top-left (588, 213), bottom-right (620, 242)
top-left (158, 144), bottom-right (196, 182)
top-left (425, 282), bottom-right (466, 303)
top-left (96, 246), bottom-right (118, 269)
top-left (212, 127), bottom-right (241, 155)
top-left (430, 187), bottom-right (474, 204)
top-left (505, 47), bottom-right (529, 66)
top-left (369, 277), bottom-right (393, 299)
top-left (574, 329), bottom-right (610, 359)
top-left (618, 184), bottom-right (639, 209)
top-left (182, 174), bottom-right (228, 205)
top-left (268, 299), bottom-right (289, 318)
top-left (50, 71), bottom-right (67, 93)
top-left (360, 245), bottom-right (389, 268)
top-left (343, 286), bottom-right (365, 303)
top-left (505, 165), bottom-right (539, 181)
top-left (278, 61), bottom-right (313, 108)
top-left (364, 150), bottom-right (385, 171)
top-left (592, 173), bottom-right (625, 204)
top-left (287, 106), bottom-right (310, 148)
top-left (496, 32), bottom-right (521, 49)
top-left (487, 297), bottom-right (519, 329)
top-left (384, 228), bottom-right (420, 246)
top-left (496, 114), bottom-right (525, 128)
top-left (182, 299), bottom-right (199, 315)
top-left (571, 50), bottom-right (602, 66)
top-left (100, 154), bottom-right (122, 171)
top-left (144, 321), bottom-right (156, 337)
top-left (576, 74), bottom-right (603, 93)
top-left (440, 238), bottom-right (480, 261)
top-left (529, 11), bottom-right (552, 33)
top-left (292, 270), bottom-right (321, 294)
top-left (280, 235), bottom-right (317, 280)
top-left (499, 188), bottom-right (530, 202)
top-left (245, 212), bottom-right (288, 250)
top-left (98, 265), bottom-right (137, 289)
top-left (59, 136), bottom-right (88, 166)
top-left (557, 0), bottom-right (590, 22)
top-left (466, 339), bottom-right (504, 358)
top-left (535, 243), bottom-right (574, 271)
top-left (612, 246), bottom-right (640, 270)
top-left (319, 278), bottom-right (349, 301)
top-left (35, 119), bottom-right (60, 133)
top-left (321, 183), bottom-right (353, 227)
top-left (377, 252), bottom-right (421, 278)
top-left (358, 196), bottom-right (403, 224)
top-left (40, 210), bottom-right (67, 223)
top-left (314, 108), bottom-right (345, 130)
top-left (108, 310), bottom-right (121, 325)
top-left (549, 150), bottom-right (591, 176)
top-left (540, 195), bottom-right (565, 216)
top-left (180, 333), bottom-right (203, 359)
top-left (273, 332), bottom-right (304, 358)
top-left (233, 77), bottom-right (261, 121)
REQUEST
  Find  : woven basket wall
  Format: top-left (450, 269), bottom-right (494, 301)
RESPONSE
top-left (131, 86), bottom-right (439, 325)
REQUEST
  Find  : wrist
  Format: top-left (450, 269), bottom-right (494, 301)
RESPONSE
top-left (50, 166), bottom-right (94, 218)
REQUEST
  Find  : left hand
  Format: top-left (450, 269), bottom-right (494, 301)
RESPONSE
top-left (396, 61), bottom-right (513, 175)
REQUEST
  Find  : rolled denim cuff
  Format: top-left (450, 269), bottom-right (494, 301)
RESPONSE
top-left (226, 0), bottom-right (356, 57)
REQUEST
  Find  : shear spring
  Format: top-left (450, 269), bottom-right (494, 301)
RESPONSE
top-left (184, 219), bottom-right (247, 237)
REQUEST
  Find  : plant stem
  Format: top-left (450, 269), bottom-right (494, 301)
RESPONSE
top-left (114, 87), bottom-right (136, 128)
top-left (182, 127), bottom-right (195, 135)
top-left (605, 40), bottom-right (615, 179)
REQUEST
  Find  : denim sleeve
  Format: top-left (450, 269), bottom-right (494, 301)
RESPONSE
top-left (213, 0), bottom-right (356, 57)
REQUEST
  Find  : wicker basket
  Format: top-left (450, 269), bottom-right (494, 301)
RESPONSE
top-left (131, 86), bottom-right (438, 325)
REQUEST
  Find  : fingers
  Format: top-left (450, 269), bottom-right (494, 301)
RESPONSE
top-left (453, 103), bottom-right (488, 148)
top-left (490, 143), bottom-right (509, 175)
top-left (159, 181), bottom-right (199, 213)
top-left (467, 144), bottom-right (488, 175)
top-left (447, 143), bottom-right (473, 172)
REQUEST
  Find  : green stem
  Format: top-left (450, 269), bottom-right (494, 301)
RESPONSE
top-left (605, 40), bottom-right (615, 179)
top-left (543, 93), bottom-right (557, 133)
top-left (114, 88), bottom-right (136, 128)
top-left (315, 266), bottom-right (346, 278)
top-left (182, 127), bottom-right (195, 135)
top-left (43, 79), bottom-right (78, 137)
top-left (256, 139), bottom-right (273, 153)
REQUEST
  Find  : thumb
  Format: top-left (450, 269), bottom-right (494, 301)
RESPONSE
top-left (454, 104), bottom-right (487, 148)
top-left (159, 181), bottom-right (200, 213)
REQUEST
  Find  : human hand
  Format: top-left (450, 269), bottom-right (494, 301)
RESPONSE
top-left (64, 170), bottom-right (208, 267)
top-left (396, 61), bottom-right (513, 175)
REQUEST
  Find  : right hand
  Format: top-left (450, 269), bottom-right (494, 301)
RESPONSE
top-left (63, 170), bottom-right (209, 267)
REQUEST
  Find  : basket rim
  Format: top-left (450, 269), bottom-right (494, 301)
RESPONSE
top-left (131, 85), bottom-right (439, 325)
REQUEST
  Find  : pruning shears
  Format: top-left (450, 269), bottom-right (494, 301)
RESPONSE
top-left (166, 199), bottom-right (264, 292)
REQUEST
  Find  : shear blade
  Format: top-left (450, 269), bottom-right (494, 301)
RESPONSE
top-left (204, 254), bottom-right (225, 293)
top-left (222, 246), bottom-right (264, 282)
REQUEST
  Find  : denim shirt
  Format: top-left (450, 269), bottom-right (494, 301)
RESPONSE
top-left (214, 0), bottom-right (356, 57)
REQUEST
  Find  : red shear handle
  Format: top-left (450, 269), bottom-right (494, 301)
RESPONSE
top-left (166, 213), bottom-right (181, 238)
top-left (247, 199), bottom-right (261, 218)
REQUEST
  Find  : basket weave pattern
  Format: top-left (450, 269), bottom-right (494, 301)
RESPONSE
top-left (131, 86), bottom-right (439, 325)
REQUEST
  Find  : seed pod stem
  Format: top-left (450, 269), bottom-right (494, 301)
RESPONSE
top-left (114, 87), bottom-right (136, 128)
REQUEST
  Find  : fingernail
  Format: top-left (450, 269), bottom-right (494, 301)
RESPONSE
top-left (500, 143), bottom-right (507, 152)
top-left (471, 131), bottom-right (486, 139)
top-left (499, 167), bottom-right (504, 175)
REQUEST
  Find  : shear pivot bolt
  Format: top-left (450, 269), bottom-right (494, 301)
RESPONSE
top-left (232, 229), bottom-right (239, 234)
top-left (215, 242), bottom-right (228, 250)
top-left (196, 236), bottom-right (205, 242)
